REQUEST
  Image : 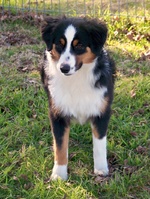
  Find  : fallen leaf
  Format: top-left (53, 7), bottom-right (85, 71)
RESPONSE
top-left (113, 16), bottom-right (120, 21)
top-left (94, 175), bottom-right (110, 184)
top-left (0, 184), bottom-right (9, 189)
top-left (69, 152), bottom-right (77, 160)
top-left (133, 109), bottom-right (145, 116)
top-left (20, 174), bottom-right (28, 181)
top-left (127, 31), bottom-right (134, 40)
top-left (136, 146), bottom-right (147, 154)
top-left (130, 132), bottom-right (138, 137)
top-left (46, 185), bottom-right (51, 189)
top-left (137, 50), bottom-right (150, 61)
top-left (123, 166), bottom-right (137, 175)
top-left (133, 34), bottom-right (144, 41)
top-left (24, 182), bottom-right (34, 190)
top-left (143, 186), bottom-right (150, 193)
top-left (130, 89), bottom-right (136, 98)
top-left (124, 159), bottom-right (128, 166)
top-left (114, 30), bottom-right (119, 36)
top-left (13, 176), bottom-right (19, 181)
top-left (39, 141), bottom-right (45, 146)
top-left (44, 178), bottom-right (51, 184)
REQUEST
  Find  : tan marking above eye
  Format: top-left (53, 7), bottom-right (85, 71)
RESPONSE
top-left (60, 38), bottom-right (65, 46)
top-left (73, 39), bottom-right (79, 47)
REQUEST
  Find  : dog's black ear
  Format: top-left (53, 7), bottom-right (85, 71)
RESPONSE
top-left (41, 18), bottom-right (60, 51)
top-left (86, 19), bottom-right (108, 54)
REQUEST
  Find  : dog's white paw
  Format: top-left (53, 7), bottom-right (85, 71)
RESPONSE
top-left (94, 167), bottom-right (109, 176)
top-left (51, 164), bottom-right (68, 181)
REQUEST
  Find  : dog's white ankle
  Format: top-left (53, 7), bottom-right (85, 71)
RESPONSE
top-left (51, 163), bottom-right (68, 180)
top-left (94, 166), bottom-right (109, 176)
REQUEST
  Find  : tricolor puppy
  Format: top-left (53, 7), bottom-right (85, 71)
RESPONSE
top-left (41, 17), bottom-right (115, 180)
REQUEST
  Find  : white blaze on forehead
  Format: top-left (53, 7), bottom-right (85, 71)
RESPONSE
top-left (64, 25), bottom-right (76, 49)
top-left (57, 24), bottom-right (77, 74)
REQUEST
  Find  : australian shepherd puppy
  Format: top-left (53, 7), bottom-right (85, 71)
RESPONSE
top-left (41, 17), bottom-right (115, 180)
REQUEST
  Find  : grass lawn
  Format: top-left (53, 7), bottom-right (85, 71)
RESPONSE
top-left (0, 15), bottom-right (150, 199)
top-left (1, 0), bottom-right (150, 17)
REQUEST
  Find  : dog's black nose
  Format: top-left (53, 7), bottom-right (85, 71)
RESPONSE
top-left (60, 64), bottom-right (70, 74)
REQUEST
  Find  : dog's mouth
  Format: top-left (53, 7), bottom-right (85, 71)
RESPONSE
top-left (76, 62), bottom-right (83, 71)
top-left (63, 73), bottom-right (72, 76)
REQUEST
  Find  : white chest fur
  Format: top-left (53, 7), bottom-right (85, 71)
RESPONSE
top-left (46, 53), bottom-right (107, 124)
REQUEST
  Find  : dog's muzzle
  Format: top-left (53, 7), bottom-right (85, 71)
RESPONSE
top-left (59, 62), bottom-right (83, 76)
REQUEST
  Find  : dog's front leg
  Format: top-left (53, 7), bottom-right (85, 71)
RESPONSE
top-left (50, 115), bottom-right (70, 180)
top-left (91, 113), bottom-right (110, 176)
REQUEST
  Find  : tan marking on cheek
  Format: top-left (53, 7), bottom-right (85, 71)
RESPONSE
top-left (73, 39), bottom-right (79, 47)
top-left (60, 38), bottom-right (65, 46)
top-left (50, 44), bottom-right (60, 61)
top-left (53, 127), bottom-right (70, 165)
top-left (76, 47), bottom-right (96, 65)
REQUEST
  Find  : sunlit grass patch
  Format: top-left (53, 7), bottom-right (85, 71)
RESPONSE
top-left (0, 15), bottom-right (150, 199)
top-left (1, 0), bottom-right (150, 18)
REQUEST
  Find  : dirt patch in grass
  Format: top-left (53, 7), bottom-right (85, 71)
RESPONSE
top-left (12, 50), bottom-right (42, 72)
top-left (0, 31), bottom-right (39, 47)
top-left (0, 48), bottom-right (43, 72)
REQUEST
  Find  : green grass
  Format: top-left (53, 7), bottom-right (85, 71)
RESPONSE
top-left (1, 0), bottom-right (150, 17)
top-left (0, 16), bottom-right (150, 199)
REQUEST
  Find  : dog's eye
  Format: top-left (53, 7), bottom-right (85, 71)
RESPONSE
top-left (74, 43), bottom-right (84, 50)
top-left (57, 43), bottom-right (64, 48)
top-left (59, 38), bottom-right (65, 46)
top-left (56, 38), bottom-right (65, 50)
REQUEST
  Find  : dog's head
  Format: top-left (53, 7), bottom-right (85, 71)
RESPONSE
top-left (42, 17), bottom-right (108, 76)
